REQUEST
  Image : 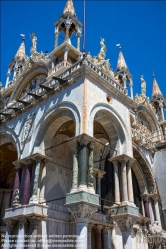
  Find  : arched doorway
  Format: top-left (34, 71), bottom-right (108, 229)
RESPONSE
top-left (0, 142), bottom-right (17, 244)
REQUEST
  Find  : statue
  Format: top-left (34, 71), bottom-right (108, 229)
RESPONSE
top-left (31, 32), bottom-right (37, 50)
top-left (87, 52), bottom-right (92, 62)
top-left (12, 189), bottom-right (20, 207)
top-left (100, 38), bottom-right (107, 59)
top-left (141, 75), bottom-right (146, 96)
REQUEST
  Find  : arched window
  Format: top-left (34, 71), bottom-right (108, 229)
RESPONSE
top-left (138, 113), bottom-right (152, 132)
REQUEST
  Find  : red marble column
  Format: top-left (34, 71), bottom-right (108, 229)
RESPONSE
top-left (144, 198), bottom-right (151, 224)
top-left (22, 162), bottom-right (33, 205)
top-left (95, 225), bottom-right (103, 249)
top-left (10, 164), bottom-right (22, 207)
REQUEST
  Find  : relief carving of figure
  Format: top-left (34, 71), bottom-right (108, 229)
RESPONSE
top-left (23, 117), bottom-right (33, 141)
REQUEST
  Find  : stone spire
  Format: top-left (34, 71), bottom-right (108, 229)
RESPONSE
top-left (14, 40), bottom-right (26, 60)
top-left (152, 73), bottom-right (163, 98)
top-left (116, 48), bottom-right (128, 72)
top-left (63, 0), bottom-right (76, 16)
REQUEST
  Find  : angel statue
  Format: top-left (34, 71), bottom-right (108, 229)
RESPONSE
top-left (100, 38), bottom-right (107, 59)
top-left (140, 75), bottom-right (146, 96)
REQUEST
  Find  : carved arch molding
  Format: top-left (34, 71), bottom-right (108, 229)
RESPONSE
top-left (133, 147), bottom-right (157, 194)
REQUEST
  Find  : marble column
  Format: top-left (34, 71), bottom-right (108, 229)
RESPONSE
top-left (95, 169), bottom-right (105, 212)
top-left (126, 161), bottom-right (134, 204)
top-left (63, 46), bottom-right (69, 62)
top-left (88, 142), bottom-right (95, 194)
top-left (144, 196), bottom-right (151, 223)
top-left (129, 81), bottom-right (133, 99)
top-left (118, 218), bottom-right (133, 249)
top-left (29, 157), bottom-right (42, 204)
top-left (3, 220), bottom-right (15, 249)
top-left (11, 163), bottom-right (22, 207)
top-left (22, 162), bottom-right (33, 205)
top-left (39, 161), bottom-right (47, 204)
top-left (141, 196), bottom-right (145, 217)
top-left (76, 220), bottom-right (88, 249)
top-left (88, 223), bottom-right (94, 249)
top-left (5, 69), bottom-right (11, 88)
top-left (120, 159), bottom-right (128, 203)
top-left (153, 196), bottom-right (161, 227)
top-left (113, 160), bottom-right (120, 204)
top-left (103, 226), bottom-right (110, 249)
top-left (69, 142), bottom-right (79, 193)
top-left (16, 218), bottom-right (27, 249)
top-left (79, 138), bottom-right (88, 191)
top-left (77, 33), bottom-right (81, 51)
top-left (28, 216), bottom-right (40, 249)
top-left (54, 30), bottom-right (59, 48)
top-left (95, 225), bottom-right (103, 249)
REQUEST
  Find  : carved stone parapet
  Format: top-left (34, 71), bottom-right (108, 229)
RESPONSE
top-left (67, 203), bottom-right (98, 221)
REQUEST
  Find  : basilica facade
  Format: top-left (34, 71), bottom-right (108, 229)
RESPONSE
top-left (0, 0), bottom-right (166, 249)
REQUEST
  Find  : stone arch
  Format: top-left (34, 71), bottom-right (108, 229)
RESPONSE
top-left (31, 101), bottom-right (81, 155)
top-left (90, 103), bottom-right (129, 155)
top-left (137, 105), bottom-right (160, 134)
top-left (0, 126), bottom-right (21, 159)
top-left (10, 66), bottom-right (47, 101)
top-left (133, 144), bottom-right (157, 194)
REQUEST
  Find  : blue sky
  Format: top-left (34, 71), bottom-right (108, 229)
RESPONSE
top-left (1, 1), bottom-right (166, 99)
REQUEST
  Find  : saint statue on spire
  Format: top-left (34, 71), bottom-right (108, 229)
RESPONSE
top-left (141, 75), bottom-right (146, 96)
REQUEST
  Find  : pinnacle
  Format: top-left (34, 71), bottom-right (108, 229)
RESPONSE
top-left (152, 75), bottom-right (163, 98)
top-left (63, 0), bottom-right (76, 16)
top-left (15, 41), bottom-right (26, 60)
top-left (116, 50), bottom-right (128, 72)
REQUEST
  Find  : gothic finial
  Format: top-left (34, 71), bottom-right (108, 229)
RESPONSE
top-left (116, 44), bottom-right (128, 72)
top-left (63, 0), bottom-right (76, 16)
top-left (152, 74), bottom-right (163, 98)
top-left (15, 37), bottom-right (26, 59)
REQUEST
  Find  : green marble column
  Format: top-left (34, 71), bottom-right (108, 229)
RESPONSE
top-left (71, 143), bottom-right (78, 193)
top-left (79, 140), bottom-right (88, 191)
top-left (88, 142), bottom-right (95, 193)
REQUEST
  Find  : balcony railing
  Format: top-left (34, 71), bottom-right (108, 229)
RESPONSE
top-left (48, 60), bottom-right (72, 77)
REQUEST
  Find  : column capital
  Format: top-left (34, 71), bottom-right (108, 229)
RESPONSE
top-left (4, 219), bottom-right (16, 230)
top-left (67, 203), bottom-right (97, 222)
top-left (109, 154), bottom-right (135, 165)
top-left (63, 45), bottom-right (70, 52)
top-left (103, 225), bottom-right (111, 233)
top-left (13, 161), bottom-right (24, 168)
top-left (115, 217), bottom-right (138, 233)
top-left (88, 141), bottom-right (95, 149)
top-left (150, 194), bottom-right (159, 201)
top-left (88, 223), bottom-right (94, 232)
top-left (18, 217), bottom-right (27, 228)
top-left (95, 224), bottom-right (103, 232)
top-left (28, 216), bottom-right (41, 229)
top-left (93, 168), bottom-right (106, 179)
